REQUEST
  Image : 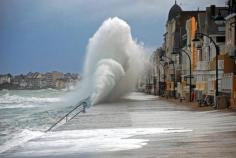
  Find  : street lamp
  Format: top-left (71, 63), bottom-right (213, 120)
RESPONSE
top-left (160, 55), bottom-right (176, 98)
top-left (214, 11), bottom-right (226, 25)
top-left (192, 32), bottom-right (220, 106)
top-left (172, 48), bottom-right (192, 102)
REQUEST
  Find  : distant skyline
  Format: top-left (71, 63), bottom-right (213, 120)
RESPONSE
top-left (0, 0), bottom-right (226, 74)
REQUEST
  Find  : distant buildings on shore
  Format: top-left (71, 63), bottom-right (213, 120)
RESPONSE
top-left (0, 71), bottom-right (80, 90)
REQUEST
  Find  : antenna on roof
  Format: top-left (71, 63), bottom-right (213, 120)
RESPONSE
top-left (175, 0), bottom-right (177, 4)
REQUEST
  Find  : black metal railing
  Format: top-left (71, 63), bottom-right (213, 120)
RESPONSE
top-left (45, 97), bottom-right (91, 132)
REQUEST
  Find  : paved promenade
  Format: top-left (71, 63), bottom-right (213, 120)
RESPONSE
top-left (2, 93), bottom-right (236, 158)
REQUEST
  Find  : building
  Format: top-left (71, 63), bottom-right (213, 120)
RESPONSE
top-left (193, 5), bottom-right (230, 106)
top-left (55, 79), bottom-right (66, 89)
top-left (45, 71), bottom-right (64, 88)
top-left (0, 74), bottom-right (12, 89)
top-left (225, 0), bottom-right (236, 61)
top-left (174, 16), bottom-right (198, 101)
top-left (221, 0), bottom-right (236, 108)
top-left (149, 48), bottom-right (166, 96)
top-left (162, 1), bottom-right (202, 99)
top-left (12, 74), bottom-right (27, 89)
top-left (0, 74), bottom-right (12, 84)
top-left (0, 71), bottom-right (79, 90)
top-left (149, 1), bottom-right (236, 108)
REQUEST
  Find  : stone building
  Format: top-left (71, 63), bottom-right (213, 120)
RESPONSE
top-left (221, 0), bottom-right (236, 107)
top-left (45, 71), bottom-right (64, 88)
top-left (194, 5), bottom-right (229, 104)
top-left (146, 1), bottom-right (236, 108)
top-left (12, 75), bottom-right (27, 89)
top-left (0, 74), bottom-right (12, 84)
top-left (162, 1), bottom-right (202, 98)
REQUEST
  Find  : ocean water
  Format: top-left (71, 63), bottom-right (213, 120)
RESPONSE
top-left (0, 89), bottom-right (72, 153)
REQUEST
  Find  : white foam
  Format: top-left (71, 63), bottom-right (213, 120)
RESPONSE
top-left (0, 103), bottom-right (36, 109)
top-left (0, 93), bottom-right (60, 104)
top-left (79, 17), bottom-right (148, 105)
top-left (0, 129), bottom-right (44, 153)
top-left (90, 59), bottom-right (125, 104)
top-left (13, 128), bottom-right (192, 156)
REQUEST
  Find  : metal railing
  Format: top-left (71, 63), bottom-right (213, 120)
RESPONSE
top-left (46, 97), bottom-right (91, 132)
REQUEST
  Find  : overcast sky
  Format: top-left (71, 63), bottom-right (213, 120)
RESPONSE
top-left (0, 0), bottom-right (226, 74)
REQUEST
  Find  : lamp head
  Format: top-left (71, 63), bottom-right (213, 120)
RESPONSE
top-left (214, 11), bottom-right (225, 25)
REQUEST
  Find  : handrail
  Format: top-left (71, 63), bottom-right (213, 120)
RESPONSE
top-left (45, 97), bottom-right (91, 132)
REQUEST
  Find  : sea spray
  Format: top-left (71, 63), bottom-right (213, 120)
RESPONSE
top-left (83, 17), bottom-right (147, 105)
top-left (91, 59), bottom-right (125, 104)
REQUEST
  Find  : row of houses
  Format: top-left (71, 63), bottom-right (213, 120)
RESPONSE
top-left (147, 0), bottom-right (236, 108)
top-left (0, 71), bottom-right (80, 90)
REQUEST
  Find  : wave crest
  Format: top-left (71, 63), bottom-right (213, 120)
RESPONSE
top-left (83, 17), bottom-right (147, 104)
top-left (0, 93), bottom-right (60, 104)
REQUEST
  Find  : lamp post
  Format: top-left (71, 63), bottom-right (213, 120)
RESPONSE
top-left (160, 56), bottom-right (176, 98)
top-left (153, 75), bottom-right (157, 95)
top-left (172, 49), bottom-right (192, 102)
top-left (192, 32), bottom-right (220, 106)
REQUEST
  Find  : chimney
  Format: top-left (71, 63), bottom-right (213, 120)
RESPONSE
top-left (210, 5), bottom-right (215, 16)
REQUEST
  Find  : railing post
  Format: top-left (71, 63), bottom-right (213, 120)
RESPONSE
top-left (46, 97), bottom-right (90, 132)
top-left (83, 103), bottom-right (86, 113)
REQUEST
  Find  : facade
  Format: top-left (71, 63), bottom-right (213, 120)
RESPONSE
top-left (155, 48), bottom-right (165, 96)
top-left (45, 71), bottom-right (64, 88)
top-left (148, 0), bottom-right (236, 108)
top-left (12, 75), bottom-right (27, 89)
top-left (0, 74), bottom-right (12, 84)
top-left (0, 74), bottom-right (12, 89)
top-left (162, 2), bottom-right (202, 99)
top-left (193, 5), bottom-right (230, 107)
top-left (148, 48), bottom-right (163, 95)
top-left (222, 0), bottom-right (236, 107)
top-left (55, 79), bottom-right (66, 89)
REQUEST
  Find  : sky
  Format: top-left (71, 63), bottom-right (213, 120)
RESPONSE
top-left (0, 0), bottom-right (226, 75)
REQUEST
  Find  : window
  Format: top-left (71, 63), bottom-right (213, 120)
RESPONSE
top-left (216, 36), bottom-right (225, 43)
top-left (218, 26), bottom-right (225, 32)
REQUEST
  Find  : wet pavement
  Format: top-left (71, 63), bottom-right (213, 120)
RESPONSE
top-left (2, 92), bottom-right (236, 158)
